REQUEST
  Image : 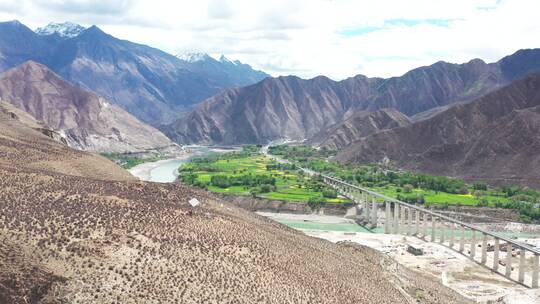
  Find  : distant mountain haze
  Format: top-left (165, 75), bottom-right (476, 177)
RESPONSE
top-left (0, 61), bottom-right (176, 153)
top-left (166, 48), bottom-right (540, 145)
top-left (336, 74), bottom-right (540, 189)
top-left (0, 20), bottom-right (269, 125)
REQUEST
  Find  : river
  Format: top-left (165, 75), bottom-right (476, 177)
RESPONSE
top-left (129, 146), bottom-right (237, 183)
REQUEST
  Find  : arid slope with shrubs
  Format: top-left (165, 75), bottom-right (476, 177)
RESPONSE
top-left (0, 108), bottom-right (468, 303)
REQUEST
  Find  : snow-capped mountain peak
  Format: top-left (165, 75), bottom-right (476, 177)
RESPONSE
top-left (35, 22), bottom-right (86, 38)
top-left (176, 52), bottom-right (211, 63)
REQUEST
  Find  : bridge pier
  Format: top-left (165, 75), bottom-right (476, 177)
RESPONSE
top-left (493, 238), bottom-right (500, 271)
top-left (519, 248), bottom-right (526, 283)
top-left (422, 212), bottom-right (428, 239)
top-left (431, 215), bottom-right (436, 242)
top-left (414, 209), bottom-right (419, 235)
top-left (370, 197), bottom-right (377, 228)
top-left (363, 194), bottom-right (369, 220)
top-left (384, 201), bottom-right (391, 234)
top-left (481, 233), bottom-right (488, 264)
top-left (407, 208), bottom-right (413, 235)
top-left (449, 223), bottom-right (455, 248)
top-left (393, 203), bottom-right (400, 234)
top-left (471, 230), bottom-right (476, 259)
top-left (533, 254), bottom-right (539, 288)
top-left (505, 243), bottom-right (513, 278)
top-left (440, 220), bottom-right (445, 244)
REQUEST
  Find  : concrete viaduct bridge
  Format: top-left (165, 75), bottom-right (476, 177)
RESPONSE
top-left (317, 174), bottom-right (540, 289)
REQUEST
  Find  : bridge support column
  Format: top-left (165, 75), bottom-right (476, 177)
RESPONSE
top-left (393, 203), bottom-right (400, 234)
top-left (401, 206), bottom-right (407, 235)
top-left (459, 226), bottom-right (465, 253)
top-left (440, 220), bottom-right (445, 244)
top-left (471, 230), bottom-right (476, 259)
top-left (505, 243), bottom-right (512, 278)
top-left (422, 212), bottom-right (428, 239)
top-left (414, 209), bottom-right (419, 235)
top-left (481, 233), bottom-right (488, 264)
top-left (533, 254), bottom-right (539, 288)
top-left (384, 202), bottom-right (391, 234)
top-left (431, 216), bottom-right (436, 242)
top-left (493, 238), bottom-right (500, 271)
top-left (404, 208), bottom-right (409, 235)
top-left (449, 223), bottom-right (455, 248)
top-left (407, 207), bottom-right (413, 235)
top-left (519, 248), bottom-right (526, 283)
top-left (363, 194), bottom-right (368, 220)
top-left (371, 198), bottom-right (377, 228)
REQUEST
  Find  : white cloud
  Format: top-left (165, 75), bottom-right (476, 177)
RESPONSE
top-left (1, 0), bottom-right (539, 79)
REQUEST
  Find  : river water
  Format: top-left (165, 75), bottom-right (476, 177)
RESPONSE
top-left (130, 146), bottom-right (236, 183)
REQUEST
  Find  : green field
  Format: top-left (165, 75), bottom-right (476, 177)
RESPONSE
top-left (180, 153), bottom-right (349, 204)
top-left (369, 185), bottom-right (509, 207)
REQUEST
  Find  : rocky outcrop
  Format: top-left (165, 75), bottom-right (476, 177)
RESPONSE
top-left (0, 61), bottom-right (176, 153)
top-left (336, 74), bottom-right (540, 189)
top-left (166, 49), bottom-right (540, 145)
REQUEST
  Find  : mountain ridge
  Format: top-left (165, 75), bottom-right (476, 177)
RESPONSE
top-left (166, 48), bottom-right (540, 145)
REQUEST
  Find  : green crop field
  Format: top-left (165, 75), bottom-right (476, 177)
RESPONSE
top-left (179, 151), bottom-right (349, 204)
top-left (369, 185), bottom-right (508, 207)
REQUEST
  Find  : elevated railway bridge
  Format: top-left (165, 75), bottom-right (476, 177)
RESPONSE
top-left (317, 173), bottom-right (540, 289)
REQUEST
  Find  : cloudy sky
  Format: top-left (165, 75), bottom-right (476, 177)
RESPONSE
top-left (1, 0), bottom-right (539, 79)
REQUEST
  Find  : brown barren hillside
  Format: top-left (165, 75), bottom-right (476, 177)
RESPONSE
top-left (0, 90), bottom-right (468, 303)
top-left (0, 61), bottom-right (176, 153)
top-left (310, 108), bottom-right (411, 150)
top-left (337, 74), bottom-right (540, 188)
top-left (0, 104), bottom-right (134, 180)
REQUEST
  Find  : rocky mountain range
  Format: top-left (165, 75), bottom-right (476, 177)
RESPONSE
top-left (0, 20), bottom-right (268, 125)
top-left (0, 61), bottom-right (175, 153)
top-left (336, 73), bottom-right (540, 188)
top-left (167, 48), bottom-right (540, 145)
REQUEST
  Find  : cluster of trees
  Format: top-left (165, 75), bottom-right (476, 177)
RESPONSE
top-left (396, 193), bottom-right (425, 204)
top-left (210, 174), bottom-right (276, 189)
top-left (493, 200), bottom-right (540, 222)
top-left (343, 169), bottom-right (467, 194)
top-left (180, 173), bottom-right (208, 189)
top-left (268, 145), bottom-right (335, 162)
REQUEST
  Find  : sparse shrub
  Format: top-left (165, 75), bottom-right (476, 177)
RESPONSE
top-left (403, 184), bottom-right (413, 193)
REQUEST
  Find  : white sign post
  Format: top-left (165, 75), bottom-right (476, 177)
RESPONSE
top-left (188, 198), bottom-right (200, 215)
top-left (189, 198), bottom-right (200, 207)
